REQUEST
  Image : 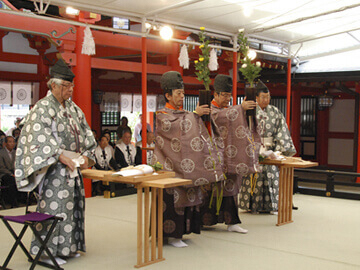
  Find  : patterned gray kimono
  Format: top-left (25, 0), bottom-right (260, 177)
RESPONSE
top-left (239, 104), bottom-right (296, 212)
top-left (15, 90), bottom-right (96, 257)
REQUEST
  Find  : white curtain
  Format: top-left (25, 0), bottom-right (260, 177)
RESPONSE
top-left (120, 94), bottom-right (132, 112)
top-left (0, 81), bottom-right (11, 104)
top-left (133, 94), bottom-right (142, 112)
top-left (13, 82), bottom-right (32, 104)
top-left (147, 95), bottom-right (157, 112)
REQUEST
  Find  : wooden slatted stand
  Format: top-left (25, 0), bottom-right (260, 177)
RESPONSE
top-left (81, 169), bottom-right (192, 268)
top-left (261, 157), bottom-right (318, 226)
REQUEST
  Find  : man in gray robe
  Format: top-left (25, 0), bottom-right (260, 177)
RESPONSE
top-left (239, 80), bottom-right (296, 213)
top-left (201, 74), bottom-right (261, 233)
top-left (15, 59), bottom-right (97, 265)
top-left (154, 71), bottom-right (223, 248)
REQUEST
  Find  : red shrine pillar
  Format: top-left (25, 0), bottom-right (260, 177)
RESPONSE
top-left (356, 83), bottom-right (360, 182)
top-left (141, 35), bottom-right (148, 163)
top-left (73, 25), bottom-right (92, 197)
top-left (291, 87), bottom-right (301, 155)
top-left (232, 51), bottom-right (238, 105)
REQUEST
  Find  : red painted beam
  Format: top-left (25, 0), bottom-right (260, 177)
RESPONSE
top-left (0, 71), bottom-right (40, 81)
top-left (92, 31), bottom-right (173, 54)
top-left (0, 52), bottom-right (38, 64)
top-left (0, 12), bottom-right (76, 43)
top-left (91, 57), bottom-right (172, 74)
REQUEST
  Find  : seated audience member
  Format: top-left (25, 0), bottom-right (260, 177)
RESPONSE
top-left (103, 130), bottom-right (115, 148)
top-left (6, 117), bottom-right (21, 136)
top-left (92, 129), bottom-right (98, 143)
top-left (136, 131), bottom-right (155, 165)
top-left (0, 130), bottom-right (6, 149)
top-left (116, 125), bottom-right (132, 145)
top-left (93, 135), bottom-right (118, 196)
top-left (12, 128), bottom-right (21, 147)
top-left (0, 136), bottom-right (19, 208)
top-left (115, 130), bottom-right (142, 168)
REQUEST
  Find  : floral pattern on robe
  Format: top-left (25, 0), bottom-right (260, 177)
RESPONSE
top-left (154, 106), bottom-right (224, 208)
top-left (210, 103), bottom-right (261, 197)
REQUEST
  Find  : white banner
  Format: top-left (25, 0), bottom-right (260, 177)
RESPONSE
top-left (100, 92), bottom-right (119, 112)
top-left (13, 82), bottom-right (32, 104)
top-left (133, 94), bottom-right (142, 112)
top-left (147, 95), bottom-right (157, 112)
top-left (120, 94), bottom-right (132, 112)
top-left (0, 81), bottom-right (11, 104)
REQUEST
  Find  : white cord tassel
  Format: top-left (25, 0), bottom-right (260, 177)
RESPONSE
top-left (208, 48), bottom-right (219, 71)
top-left (178, 45), bottom-right (189, 69)
top-left (81, 25), bottom-right (96, 55)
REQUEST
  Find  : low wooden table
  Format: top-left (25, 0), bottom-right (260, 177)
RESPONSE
top-left (261, 157), bottom-right (318, 226)
top-left (81, 169), bottom-right (192, 268)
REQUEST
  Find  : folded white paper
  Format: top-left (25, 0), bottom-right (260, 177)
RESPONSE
top-left (112, 164), bottom-right (154, 177)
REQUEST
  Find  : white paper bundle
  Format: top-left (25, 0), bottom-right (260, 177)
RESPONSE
top-left (13, 82), bottom-right (32, 104)
top-left (112, 164), bottom-right (154, 177)
top-left (0, 81), bottom-right (11, 104)
top-left (178, 44), bottom-right (189, 69)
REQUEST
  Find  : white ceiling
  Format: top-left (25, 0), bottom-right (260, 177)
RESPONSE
top-left (42, 0), bottom-right (360, 62)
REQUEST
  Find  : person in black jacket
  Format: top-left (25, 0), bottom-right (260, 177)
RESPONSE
top-left (114, 130), bottom-right (142, 169)
top-left (92, 135), bottom-right (118, 196)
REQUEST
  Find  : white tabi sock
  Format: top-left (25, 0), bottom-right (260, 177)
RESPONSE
top-left (69, 252), bottom-right (81, 258)
top-left (40, 256), bottom-right (67, 265)
top-left (270, 211), bottom-right (278, 215)
top-left (227, 224), bottom-right (248, 234)
top-left (168, 238), bottom-right (188, 248)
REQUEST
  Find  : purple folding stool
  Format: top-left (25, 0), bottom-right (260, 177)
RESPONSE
top-left (0, 206), bottom-right (63, 269)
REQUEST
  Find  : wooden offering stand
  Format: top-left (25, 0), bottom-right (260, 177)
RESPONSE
top-left (260, 157), bottom-right (318, 226)
top-left (81, 169), bottom-right (192, 268)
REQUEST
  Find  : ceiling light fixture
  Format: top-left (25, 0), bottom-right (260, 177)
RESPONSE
top-left (160, 25), bottom-right (173, 40)
top-left (66, 7), bottom-right (80, 16)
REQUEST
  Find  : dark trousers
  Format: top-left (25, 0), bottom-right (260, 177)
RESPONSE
top-left (1, 174), bottom-right (19, 208)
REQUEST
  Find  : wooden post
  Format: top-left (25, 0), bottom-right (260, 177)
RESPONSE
top-left (141, 35), bottom-right (147, 163)
top-left (157, 189), bottom-right (163, 259)
top-left (286, 58), bottom-right (291, 127)
top-left (136, 186), bottom-right (143, 266)
top-left (144, 187), bottom-right (150, 263)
